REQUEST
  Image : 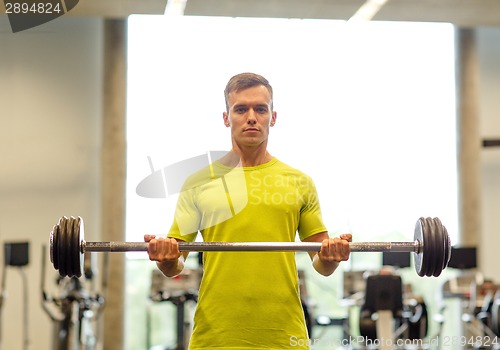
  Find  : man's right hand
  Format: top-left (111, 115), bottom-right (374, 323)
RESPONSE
top-left (144, 235), bottom-right (182, 263)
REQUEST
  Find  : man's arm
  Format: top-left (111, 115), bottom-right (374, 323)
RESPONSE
top-left (302, 232), bottom-right (351, 276)
top-left (145, 236), bottom-right (189, 277)
top-left (156, 254), bottom-right (186, 277)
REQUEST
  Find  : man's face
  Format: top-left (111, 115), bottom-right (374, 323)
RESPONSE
top-left (223, 85), bottom-right (277, 149)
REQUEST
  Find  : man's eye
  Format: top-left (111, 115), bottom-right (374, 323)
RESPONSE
top-left (256, 107), bottom-right (268, 113)
top-left (235, 107), bottom-right (246, 113)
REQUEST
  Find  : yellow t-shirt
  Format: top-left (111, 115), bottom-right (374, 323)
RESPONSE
top-left (168, 158), bottom-right (327, 349)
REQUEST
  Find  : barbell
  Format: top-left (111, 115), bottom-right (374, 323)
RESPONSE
top-left (49, 216), bottom-right (451, 279)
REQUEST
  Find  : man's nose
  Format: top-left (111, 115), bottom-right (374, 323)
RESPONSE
top-left (247, 109), bottom-right (257, 124)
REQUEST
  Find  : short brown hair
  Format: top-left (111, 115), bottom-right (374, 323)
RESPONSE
top-left (224, 72), bottom-right (273, 111)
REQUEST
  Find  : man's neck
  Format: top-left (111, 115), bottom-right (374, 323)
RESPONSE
top-left (221, 146), bottom-right (272, 167)
top-left (239, 149), bottom-right (273, 167)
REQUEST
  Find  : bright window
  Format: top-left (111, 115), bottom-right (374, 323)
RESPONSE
top-left (126, 15), bottom-right (457, 349)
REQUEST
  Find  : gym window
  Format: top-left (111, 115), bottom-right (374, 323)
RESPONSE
top-left (126, 16), bottom-right (457, 349)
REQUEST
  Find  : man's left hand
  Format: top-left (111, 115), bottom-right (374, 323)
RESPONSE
top-left (318, 234), bottom-right (352, 263)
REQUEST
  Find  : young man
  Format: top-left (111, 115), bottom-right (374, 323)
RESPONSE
top-left (145, 72), bottom-right (351, 349)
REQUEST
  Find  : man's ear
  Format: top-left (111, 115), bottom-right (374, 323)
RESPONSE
top-left (223, 112), bottom-right (230, 127)
top-left (270, 111), bottom-right (277, 127)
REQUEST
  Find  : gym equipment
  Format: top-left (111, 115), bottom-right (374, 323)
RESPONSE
top-left (1, 242), bottom-right (30, 350)
top-left (359, 274), bottom-right (405, 347)
top-left (49, 216), bottom-right (451, 279)
top-left (149, 269), bottom-right (201, 350)
top-left (41, 245), bottom-right (105, 350)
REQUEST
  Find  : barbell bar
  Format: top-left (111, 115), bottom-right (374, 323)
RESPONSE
top-left (49, 216), bottom-right (451, 279)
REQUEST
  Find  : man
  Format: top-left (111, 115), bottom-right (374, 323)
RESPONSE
top-left (145, 72), bottom-right (351, 349)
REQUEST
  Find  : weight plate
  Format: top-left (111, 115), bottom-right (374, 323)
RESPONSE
top-left (439, 218), bottom-right (449, 274)
top-left (429, 217), bottom-right (442, 277)
top-left (69, 216), bottom-right (77, 278)
top-left (422, 217), bottom-right (434, 277)
top-left (443, 226), bottom-right (451, 268)
top-left (422, 217), bottom-right (437, 277)
top-left (430, 218), bottom-right (444, 277)
top-left (65, 216), bottom-right (75, 277)
top-left (426, 218), bottom-right (436, 277)
top-left (78, 216), bottom-right (85, 278)
top-left (73, 216), bottom-right (83, 278)
top-left (442, 221), bottom-right (451, 270)
top-left (413, 218), bottom-right (424, 277)
top-left (65, 216), bottom-right (74, 277)
top-left (420, 218), bottom-right (431, 277)
top-left (65, 216), bottom-right (73, 277)
top-left (434, 217), bottom-right (448, 277)
top-left (51, 223), bottom-right (58, 269)
top-left (57, 216), bottom-right (68, 277)
top-left (68, 217), bottom-right (76, 277)
top-left (67, 217), bottom-right (74, 277)
top-left (49, 227), bottom-right (54, 264)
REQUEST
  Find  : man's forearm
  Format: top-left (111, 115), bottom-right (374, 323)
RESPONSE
top-left (312, 254), bottom-right (339, 276)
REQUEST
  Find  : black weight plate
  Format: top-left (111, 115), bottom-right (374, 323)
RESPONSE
top-left (63, 216), bottom-right (73, 277)
top-left (442, 222), bottom-right (451, 270)
top-left (429, 217), bottom-right (442, 277)
top-left (439, 218), bottom-right (449, 274)
top-left (65, 216), bottom-right (74, 277)
top-left (413, 218), bottom-right (424, 276)
top-left (422, 218), bottom-right (434, 276)
top-left (433, 217), bottom-right (448, 277)
top-left (56, 217), bottom-right (64, 277)
top-left (421, 218), bottom-right (433, 277)
top-left (57, 216), bottom-right (68, 277)
top-left (430, 218), bottom-right (444, 277)
top-left (60, 217), bottom-right (73, 276)
top-left (420, 217), bottom-right (432, 277)
top-left (70, 216), bottom-right (78, 277)
top-left (415, 217), bottom-right (452, 277)
top-left (77, 217), bottom-right (84, 278)
top-left (426, 218), bottom-right (437, 277)
top-left (424, 217), bottom-right (438, 277)
top-left (78, 217), bottom-right (86, 278)
top-left (51, 222), bottom-right (60, 270)
top-left (68, 216), bottom-right (77, 277)
top-left (68, 216), bottom-right (79, 278)
top-left (78, 217), bottom-right (85, 277)
top-left (49, 226), bottom-right (54, 264)
top-left (64, 216), bottom-right (74, 277)
top-left (72, 216), bottom-right (83, 278)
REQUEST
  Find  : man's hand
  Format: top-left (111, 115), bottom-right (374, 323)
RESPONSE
top-left (303, 232), bottom-right (352, 276)
top-left (318, 234), bottom-right (352, 263)
top-left (144, 235), bottom-right (182, 262)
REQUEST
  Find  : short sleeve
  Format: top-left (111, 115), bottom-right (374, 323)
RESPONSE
top-left (297, 176), bottom-right (327, 240)
top-left (168, 186), bottom-right (200, 242)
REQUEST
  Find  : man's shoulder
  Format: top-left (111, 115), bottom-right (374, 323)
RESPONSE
top-left (273, 158), bottom-right (311, 178)
top-left (181, 161), bottom-right (238, 190)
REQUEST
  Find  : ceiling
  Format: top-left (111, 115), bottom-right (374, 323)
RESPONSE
top-left (184, 0), bottom-right (500, 27)
top-left (60, 0), bottom-right (500, 27)
top-left (66, 0), bottom-right (168, 17)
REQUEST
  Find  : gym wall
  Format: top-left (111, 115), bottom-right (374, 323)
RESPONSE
top-left (0, 16), bottom-right (103, 350)
top-left (476, 27), bottom-right (500, 282)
